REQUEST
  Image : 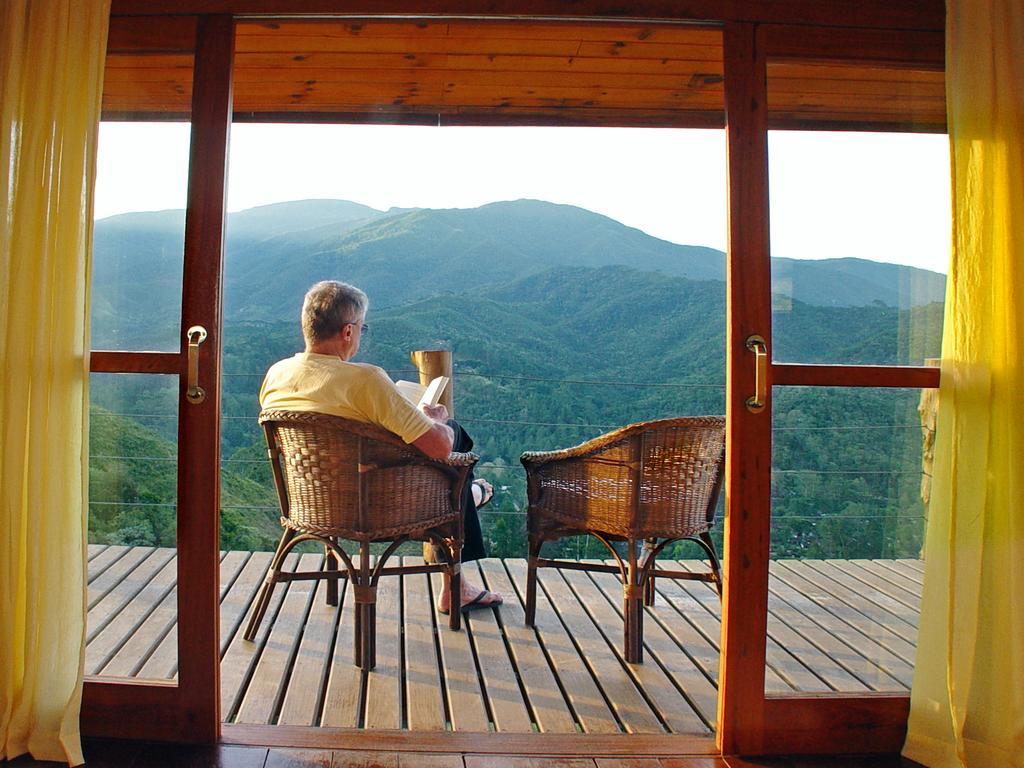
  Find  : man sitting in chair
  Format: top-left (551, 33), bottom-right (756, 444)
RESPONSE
top-left (260, 280), bottom-right (503, 614)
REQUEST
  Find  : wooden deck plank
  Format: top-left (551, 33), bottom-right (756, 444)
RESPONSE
top-left (237, 552), bottom-right (323, 724)
top-left (278, 578), bottom-right (338, 727)
top-left (264, 747), bottom-right (331, 767)
top-left (767, 563), bottom-right (914, 688)
top-left (87, 547), bottom-right (176, 642)
top-left (87, 553), bottom-right (178, 675)
top-left (897, 557), bottom-right (926, 574)
top-left (668, 562), bottom-right (812, 693)
top-left (820, 560), bottom-right (921, 615)
top-left (478, 558), bottom-right (577, 734)
top-left (221, 552), bottom-right (301, 720)
top-left (402, 557), bottom-right (447, 732)
top-left (782, 560), bottom-right (918, 651)
top-left (800, 561), bottom-right (919, 644)
top-left (220, 551), bottom-right (275, 654)
top-left (427, 567), bottom-right (491, 732)
top-left (504, 559), bottom-right (620, 734)
top-left (364, 562), bottom-right (403, 730)
top-left (87, 543), bottom-right (108, 561)
top-left (871, 558), bottom-right (925, 585)
top-left (587, 568), bottom-right (719, 729)
top-left (136, 612), bottom-right (179, 680)
top-left (462, 560), bottom-right (534, 733)
top-left (396, 754), bottom-right (462, 768)
top-left (99, 586), bottom-right (176, 678)
top-left (79, 545), bottom-right (928, 731)
top-left (637, 577), bottom-right (724, 701)
top-left (320, 555), bottom-right (365, 729)
top-left (87, 544), bottom-right (128, 574)
top-left (847, 559), bottom-right (925, 606)
top-left (538, 567), bottom-right (664, 734)
top-left (764, 562), bottom-right (904, 691)
top-left (566, 564), bottom-right (709, 734)
top-left (101, 549), bottom-right (241, 679)
top-left (87, 545), bottom-right (156, 611)
top-left (671, 561), bottom-right (858, 694)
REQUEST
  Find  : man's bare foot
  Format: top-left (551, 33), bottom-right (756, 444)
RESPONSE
top-left (437, 575), bottom-right (503, 614)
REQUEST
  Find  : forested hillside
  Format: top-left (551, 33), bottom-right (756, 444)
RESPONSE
top-left (88, 200), bottom-right (944, 560)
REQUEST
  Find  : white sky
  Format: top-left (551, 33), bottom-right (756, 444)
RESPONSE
top-left (94, 122), bottom-right (952, 273)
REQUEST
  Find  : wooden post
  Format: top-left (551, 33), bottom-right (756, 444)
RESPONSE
top-left (412, 349), bottom-right (454, 563)
top-left (410, 349), bottom-right (454, 417)
top-left (718, 20), bottom-right (771, 756)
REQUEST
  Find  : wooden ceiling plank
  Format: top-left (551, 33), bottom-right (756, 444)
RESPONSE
top-left (109, 0), bottom-right (944, 33)
top-left (235, 18), bottom-right (722, 44)
top-left (228, 82), bottom-right (720, 106)
top-left (107, 15), bottom-right (198, 53)
top-left (232, 51), bottom-right (723, 77)
top-left (768, 62), bottom-right (943, 84)
top-left (764, 24), bottom-right (943, 69)
top-left (105, 53), bottom-right (195, 69)
top-left (228, 68), bottom-right (719, 92)
top-left (234, 34), bottom-right (587, 56)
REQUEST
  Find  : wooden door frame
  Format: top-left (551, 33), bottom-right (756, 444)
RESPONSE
top-left (85, 3), bottom-right (944, 753)
top-left (82, 14), bottom-right (234, 742)
top-left (716, 19), bottom-right (944, 756)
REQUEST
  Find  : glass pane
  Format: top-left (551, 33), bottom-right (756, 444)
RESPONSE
top-left (220, 30), bottom-right (729, 728)
top-left (92, 122), bottom-right (191, 351)
top-left (765, 385), bottom-right (926, 695)
top-left (87, 373), bottom-right (179, 681)
top-left (766, 129), bottom-right (949, 365)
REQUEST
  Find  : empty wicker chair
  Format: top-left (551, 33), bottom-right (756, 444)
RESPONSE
top-left (521, 416), bottom-right (725, 663)
top-left (245, 409), bottom-right (476, 671)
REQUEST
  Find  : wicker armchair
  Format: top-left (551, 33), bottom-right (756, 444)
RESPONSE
top-left (244, 409), bottom-right (477, 671)
top-left (521, 416), bottom-right (725, 663)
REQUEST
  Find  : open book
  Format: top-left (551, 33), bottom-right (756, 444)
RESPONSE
top-left (394, 375), bottom-right (450, 409)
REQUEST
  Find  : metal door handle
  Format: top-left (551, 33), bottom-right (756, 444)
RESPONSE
top-left (745, 334), bottom-right (767, 413)
top-left (186, 325), bottom-right (208, 404)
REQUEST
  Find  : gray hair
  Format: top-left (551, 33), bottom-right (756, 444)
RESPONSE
top-left (301, 281), bottom-right (368, 344)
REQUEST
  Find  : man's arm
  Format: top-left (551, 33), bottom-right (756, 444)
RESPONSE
top-left (412, 403), bottom-right (454, 459)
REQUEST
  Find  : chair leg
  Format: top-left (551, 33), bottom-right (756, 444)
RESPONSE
top-left (325, 540), bottom-right (339, 607)
top-left (624, 540), bottom-right (644, 663)
top-left (641, 538), bottom-right (657, 606)
top-left (244, 528), bottom-right (296, 641)
top-left (448, 539), bottom-right (462, 632)
top-left (524, 537), bottom-right (542, 627)
top-left (354, 542), bottom-right (375, 670)
top-left (697, 531), bottom-right (724, 599)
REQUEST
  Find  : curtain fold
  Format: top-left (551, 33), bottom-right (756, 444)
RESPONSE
top-left (903, 0), bottom-right (1024, 766)
top-left (0, 1), bottom-right (110, 764)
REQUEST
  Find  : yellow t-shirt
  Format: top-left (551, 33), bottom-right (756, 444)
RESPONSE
top-left (259, 353), bottom-right (434, 444)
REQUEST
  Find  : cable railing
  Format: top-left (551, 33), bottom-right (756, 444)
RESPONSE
top-left (89, 365), bottom-right (934, 561)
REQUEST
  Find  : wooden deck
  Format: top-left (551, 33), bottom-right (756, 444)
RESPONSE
top-left (86, 546), bottom-right (922, 735)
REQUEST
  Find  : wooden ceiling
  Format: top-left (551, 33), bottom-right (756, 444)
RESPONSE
top-left (103, 17), bottom-right (946, 130)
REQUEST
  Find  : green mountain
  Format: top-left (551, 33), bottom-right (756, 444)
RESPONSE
top-left (90, 198), bottom-right (946, 348)
top-left (89, 199), bottom-right (944, 559)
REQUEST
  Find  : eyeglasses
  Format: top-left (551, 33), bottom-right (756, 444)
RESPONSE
top-left (346, 320), bottom-right (369, 334)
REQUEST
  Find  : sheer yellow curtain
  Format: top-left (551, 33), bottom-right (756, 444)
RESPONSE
top-left (0, 1), bottom-right (109, 765)
top-left (903, 0), bottom-right (1024, 766)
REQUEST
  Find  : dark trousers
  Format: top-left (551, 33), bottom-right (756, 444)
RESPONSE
top-left (448, 419), bottom-right (486, 562)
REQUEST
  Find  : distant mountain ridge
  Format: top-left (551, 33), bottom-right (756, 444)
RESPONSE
top-left (91, 198), bottom-right (946, 345)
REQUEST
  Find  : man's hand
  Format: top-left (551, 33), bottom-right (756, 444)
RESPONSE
top-left (421, 403), bottom-right (449, 423)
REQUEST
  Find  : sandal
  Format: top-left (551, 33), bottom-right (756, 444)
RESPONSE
top-left (439, 588), bottom-right (503, 615)
top-left (472, 478), bottom-right (494, 509)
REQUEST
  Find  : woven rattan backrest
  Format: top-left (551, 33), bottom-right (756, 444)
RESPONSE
top-left (259, 409), bottom-right (461, 540)
top-left (635, 416), bottom-right (725, 538)
top-left (526, 416), bottom-right (724, 540)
